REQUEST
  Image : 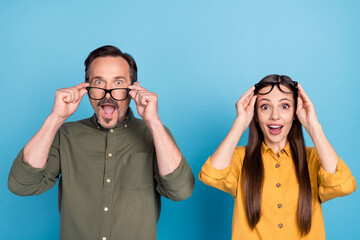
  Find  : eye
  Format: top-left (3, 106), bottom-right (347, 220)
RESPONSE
top-left (260, 104), bottom-right (270, 110)
top-left (281, 104), bottom-right (290, 110)
top-left (95, 80), bottom-right (103, 85)
top-left (115, 80), bottom-right (123, 85)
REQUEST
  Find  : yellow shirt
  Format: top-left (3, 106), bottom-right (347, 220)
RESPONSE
top-left (199, 142), bottom-right (357, 240)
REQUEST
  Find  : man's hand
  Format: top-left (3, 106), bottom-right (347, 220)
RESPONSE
top-left (51, 82), bottom-right (89, 122)
top-left (128, 82), bottom-right (160, 126)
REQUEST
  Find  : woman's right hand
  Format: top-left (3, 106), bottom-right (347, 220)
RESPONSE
top-left (235, 86), bottom-right (257, 129)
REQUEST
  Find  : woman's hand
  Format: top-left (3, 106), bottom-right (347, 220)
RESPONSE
top-left (296, 83), bottom-right (339, 174)
top-left (235, 86), bottom-right (257, 130)
top-left (296, 83), bottom-right (319, 133)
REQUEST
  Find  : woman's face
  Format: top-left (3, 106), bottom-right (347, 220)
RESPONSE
top-left (256, 84), bottom-right (295, 149)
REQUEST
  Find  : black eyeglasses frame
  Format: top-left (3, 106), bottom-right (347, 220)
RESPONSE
top-left (86, 87), bottom-right (130, 101)
top-left (254, 81), bottom-right (298, 95)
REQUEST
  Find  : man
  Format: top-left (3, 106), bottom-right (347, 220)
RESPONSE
top-left (8, 45), bottom-right (195, 240)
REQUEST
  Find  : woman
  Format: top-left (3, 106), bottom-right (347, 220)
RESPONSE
top-left (199, 74), bottom-right (356, 239)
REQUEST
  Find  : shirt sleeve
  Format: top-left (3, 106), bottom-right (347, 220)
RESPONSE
top-left (307, 147), bottom-right (357, 203)
top-left (154, 128), bottom-right (195, 201)
top-left (7, 132), bottom-right (61, 196)
top-left (198, 147), bottom-right (244, 197)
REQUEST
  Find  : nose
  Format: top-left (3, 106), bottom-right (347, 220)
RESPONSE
top-left (270, 108), bottom-right (280, 120)
top-left (104, 83), bottom-right (112, 99)
top-left (105, 92), bottom-right (111, 99)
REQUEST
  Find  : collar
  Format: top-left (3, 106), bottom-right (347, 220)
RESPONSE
top-left (90, 107), bottom-right (135, 131)
top-left (261, 141), bottom-right (292, 157)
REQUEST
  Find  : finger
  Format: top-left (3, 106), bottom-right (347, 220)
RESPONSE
top-left (73, 87), bottom-right (80, 103)
top-left (249, 95), bottom-right (257, 108)
top-left (60, 90), bottom-right (74, 103)
top-left (79, 88), bottom-right (88, 100)
top-left (239, 86), bottom-right (255, 102)
top-left (134, 90), bottom-right (142, 105)
top-left (138, 92), bottom-right (155, 106)
top-left (296, 96), bottom-right (304, 113)
top-left (244, 91), bottom-right (255, 104)
top-left (245, 95), bottom-right (257, 113)
top-left (128, 88), bottom-right (138, 99)
top-left (129, 85), bottom-right (148, 93)
top-left (298, 83), bottom-right (311, 102)
top-left (74, 82), bottom-right (90, 90)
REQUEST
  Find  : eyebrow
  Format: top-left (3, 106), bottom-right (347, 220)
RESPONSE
top-left (258, 97), bottom-right (292, 103)
top-left (279, 98), bottom-right (291, 102)
top-left (114, 76), bottom-right (127, 80)
top-left (91, 76), bottom-right (127, 81)
top-left (259, 98), bottom-right (270, 103)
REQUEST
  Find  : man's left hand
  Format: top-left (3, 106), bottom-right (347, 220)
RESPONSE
top-left (128, 82), bottom-right (160, 125)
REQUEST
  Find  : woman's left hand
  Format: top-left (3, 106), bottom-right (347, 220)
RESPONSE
top-left (296, 83), bottom-right (319, 132)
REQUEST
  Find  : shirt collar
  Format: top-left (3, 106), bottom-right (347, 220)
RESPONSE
top-left (261, 141), bottom-right (292, 157)
top-left (90, 107), bottom-right (135, 131)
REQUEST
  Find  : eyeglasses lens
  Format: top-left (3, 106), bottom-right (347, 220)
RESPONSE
top-left (278, 84), bottom-right (294, 94)
top-left (88, 88), bottom-right (128, 101)
top-left (88, 88), bottom-right (105, 100)
top-left (111, 89), bottom-right (128, 100)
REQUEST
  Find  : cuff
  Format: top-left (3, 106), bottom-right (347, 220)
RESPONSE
top-left (199, 156), bottom-right (231, 180)
top-left (318, 158), bottom-right (353, 187)
top-left (10, 148), bottom-right (46, 184)
top-left (159, 156), bottom-right (194, 191)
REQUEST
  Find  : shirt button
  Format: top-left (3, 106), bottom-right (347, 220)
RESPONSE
top-left (110, 129), bottom-right (114, 133)
top-left (278, 223), bottom-right (283, 228)
top-left (108, 153), bottom-right (112, 157)
top-left (275, 163), bottom-right (280, 168)
top-left (104, 207), bottom-right (109, 212)
top-left (277, 203), bottom-right (282, 208)
top-left (106, 179), bottom-right (111, 183)
top-left (280, 150), bottom-right (285, 154)
top-left (276, 183), bottom-right (281, 188)
top-left (102, 237), bottom-right (107, 240)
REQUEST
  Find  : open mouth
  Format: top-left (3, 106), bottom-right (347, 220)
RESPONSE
top-left (267, 124), bottom-right (283, 135)
top-left (101, 103), bottom-right (116, 119)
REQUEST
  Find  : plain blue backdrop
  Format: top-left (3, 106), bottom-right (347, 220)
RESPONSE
top-left (1, 0), bottom-right (359, 239)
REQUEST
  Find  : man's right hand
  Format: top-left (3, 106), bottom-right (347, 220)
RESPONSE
top-left (51, 82), bottom-right (89, 122)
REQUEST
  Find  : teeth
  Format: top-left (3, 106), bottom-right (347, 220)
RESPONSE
top-left (269, 125), bottom-right (282, 129)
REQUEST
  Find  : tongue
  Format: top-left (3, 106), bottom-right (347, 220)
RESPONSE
top-left (269, 127), bottom-right (282, 135)
top-left (102, 105), bottom-right (115, 114)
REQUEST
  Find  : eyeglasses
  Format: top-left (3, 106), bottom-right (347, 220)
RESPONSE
top-left (86, 87), bottom-right (130, 101)
top-left (254, 81), bottom-right (298, 95)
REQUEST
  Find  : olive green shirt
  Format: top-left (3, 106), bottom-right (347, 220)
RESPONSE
top-left (8, 108), bottom-right (195, 240)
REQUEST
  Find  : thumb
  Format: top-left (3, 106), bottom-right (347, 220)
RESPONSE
top-left (128, 90), bottom-right (136, 99)
top-left (296, 97), bottom-right (303, 112)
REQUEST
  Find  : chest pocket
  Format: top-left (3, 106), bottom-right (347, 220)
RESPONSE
top-left (120, 152), bottom-right (154, 189)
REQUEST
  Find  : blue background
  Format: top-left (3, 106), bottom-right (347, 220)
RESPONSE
top-left (1, 0), bottom-right (359, 239)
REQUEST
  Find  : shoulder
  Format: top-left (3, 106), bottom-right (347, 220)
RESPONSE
top-left (59, 117), bottom-right (95, 134)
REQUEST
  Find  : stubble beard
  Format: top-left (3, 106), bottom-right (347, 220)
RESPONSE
top-left (95, 98), bottom-right (128, 129)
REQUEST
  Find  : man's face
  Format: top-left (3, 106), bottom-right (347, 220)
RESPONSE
top-left (88, 56), bottom-right (132, 129)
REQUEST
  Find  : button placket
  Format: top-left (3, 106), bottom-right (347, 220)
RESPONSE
top-left (99, 129), bottom-right (116, 239)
